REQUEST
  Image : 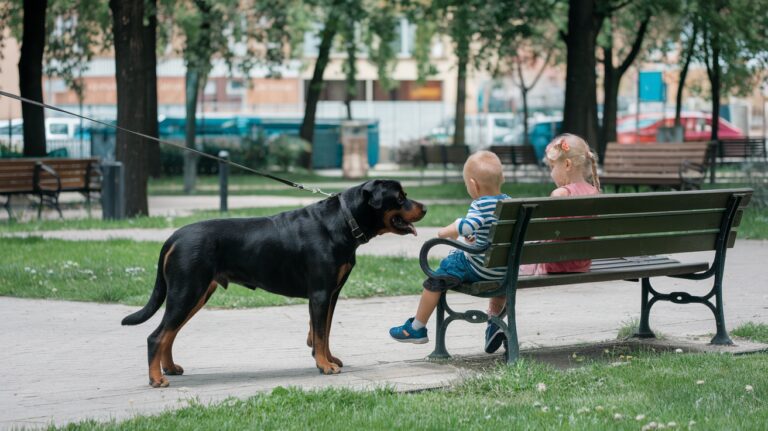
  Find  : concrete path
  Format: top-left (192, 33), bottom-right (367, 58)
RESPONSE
top-left (1, 240), bottom-right (767, 428)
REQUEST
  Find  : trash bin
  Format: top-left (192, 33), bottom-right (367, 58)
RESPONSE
top-left (341, 121), bottom-right (368, 179)
top-left (101, 161), bottom-right (125, 220)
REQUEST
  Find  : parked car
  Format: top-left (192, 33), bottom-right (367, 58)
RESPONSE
top-left (616, 112), bottom-right (744, 143)
top-left (0, 117), bottom-right (90, 141)
top-left (424, 113), bottom-right (521, 149)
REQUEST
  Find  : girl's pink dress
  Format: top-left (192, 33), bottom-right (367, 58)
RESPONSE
top-left (520, 182), bottom-right (599, 276)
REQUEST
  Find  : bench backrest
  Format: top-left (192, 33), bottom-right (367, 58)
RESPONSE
top-left (603, 142), bottom-right (712, 174)
top-left (0, 159), bottom-right (38, 193)
top-left (0, 158), bottom-right (101, 194)
top-left (485, 189), bottom-right (752, 268)
top-left (489, 145), bottom-right (539, 166)
top-left (717, 138), bottom-right (767, 159)
top-left (420, 145), bottom-right (470, 166)
top-left (39, 158), bottom-right (101, 192)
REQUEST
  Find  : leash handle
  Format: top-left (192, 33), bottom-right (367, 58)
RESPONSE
top-left (0, 90), bottom-right (334, 197)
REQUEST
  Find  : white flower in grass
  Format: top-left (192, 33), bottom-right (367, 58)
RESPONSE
top-left (636, 414), bottom-right (646, 421)
top-left (613, 413), bottom-right (623, 420)
top-left (51, 288), bottom-right (57, 293)
top-left (746, 385), bottom-right (754, 392)
top-left (576, 407), bottom-right (590, 414)
top-left (595, 405), bottom-right (604, 411)
top-left (536, 382), bottom-right (547, 392)
top-left (641, 421), bottom-right (658, 431)
top-left (667, 422), bottom-right (677, 428)
top-left (541, 406), bottom-right (549, 413)
top-left (689, 420), bottom-right (696, 426)
top-left (675, 348), bottom-right (683, 353)
top-left (125, 267), bottom-right (145, 276)
top-left (695, 380), bottom-right (705, 385)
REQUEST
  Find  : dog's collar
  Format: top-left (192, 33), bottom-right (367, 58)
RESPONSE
top-left (338, 194), bottom-right (369, 245)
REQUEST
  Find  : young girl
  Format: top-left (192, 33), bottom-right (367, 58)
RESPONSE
top-left (484, 133), bottom-right (601, 353)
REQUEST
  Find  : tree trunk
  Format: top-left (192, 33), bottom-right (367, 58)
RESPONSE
top-left (183, 69), bottom-right (201, 194)
top-left (19, 0), bottom-right (48, 157)
top-left (110, 0), bottom-right (150, 216)
top-left (454, 45), bottom-right (468, 147)
top-left (600, 42), bottom-right (620, 157)
top-left (300, 13), bottom-right (338, 168)
top-left (562, 0), bottom-right (600, 150)
top-left (675, 25), bottom-right (697, 127)
top-left (710, 35), bottom-right (721, 141)
top-left (144, 0), bottom-right (160, 178)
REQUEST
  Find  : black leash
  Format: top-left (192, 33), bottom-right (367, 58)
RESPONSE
top-left (0, 90), bottom-right (334, 197)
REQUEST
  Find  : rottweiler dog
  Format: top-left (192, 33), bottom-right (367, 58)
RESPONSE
top-left (122, 180), bottom-right (426, 387)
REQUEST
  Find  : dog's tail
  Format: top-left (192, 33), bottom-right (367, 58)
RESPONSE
top-left (121, 242), bottom-right (172, 326)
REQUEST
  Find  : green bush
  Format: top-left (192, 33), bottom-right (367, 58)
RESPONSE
top-left (267, 135), bottom-right (311, 171)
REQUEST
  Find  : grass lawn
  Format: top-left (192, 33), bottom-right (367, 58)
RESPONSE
top-left (57, 346), bottom-right (768, 430)
top-left (0, 237), bottom-right (432, 307)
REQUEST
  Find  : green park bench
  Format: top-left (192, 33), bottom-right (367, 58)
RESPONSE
top-left (420, 144), bottom-right (470, 183)
top-left (418, 188), bottom-right (753, 363)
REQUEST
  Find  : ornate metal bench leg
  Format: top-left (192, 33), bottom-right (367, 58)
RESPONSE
top-left (710, 278), bottom-right (733, 345)
top-left (429, 292), bottom-right (451, 359)
top-left (505, 291), bottom-right (519, 364)
top-left (635, 278), bottom-right (656, 339)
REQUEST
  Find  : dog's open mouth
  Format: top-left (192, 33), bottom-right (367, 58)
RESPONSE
top-left (391, 215), bottom-right (417, 236)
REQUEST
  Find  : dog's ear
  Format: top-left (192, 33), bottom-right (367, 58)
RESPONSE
top-left (362, 180), bottom-right (384, 209)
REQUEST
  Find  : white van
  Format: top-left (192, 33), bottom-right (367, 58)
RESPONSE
top-left (0, 117), bottom-right (86, 141)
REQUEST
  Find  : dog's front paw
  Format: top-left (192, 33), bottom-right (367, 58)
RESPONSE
top-left (149, 376), bottom-right (170, 388)
top-left (316, 360), bottom-right (341, 375)
top-left (329, 355), bottom-right (344, 367)
top-left (163, 364), bottom-right (184, 375)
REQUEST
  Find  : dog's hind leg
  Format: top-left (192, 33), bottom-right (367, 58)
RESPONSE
top-left (147, 279), bottom-right (217, 388)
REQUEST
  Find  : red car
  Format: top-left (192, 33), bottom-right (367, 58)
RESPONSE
top-left (616, 112), bottom-right (744, 143)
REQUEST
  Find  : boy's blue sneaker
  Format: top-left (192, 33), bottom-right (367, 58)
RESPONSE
top-left (485, 317), bottom-right (507, 354)
top-left (389, 317), bottom-right (429, 344)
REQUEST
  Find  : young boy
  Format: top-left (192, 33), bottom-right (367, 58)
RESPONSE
top-left (389, 150), bottom-right (510, 346)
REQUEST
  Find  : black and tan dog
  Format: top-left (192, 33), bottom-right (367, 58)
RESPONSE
top-left (122, 180), bottom-right (426, 387)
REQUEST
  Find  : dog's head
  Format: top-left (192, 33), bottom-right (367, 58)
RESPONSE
top-left (357, 179), bottom-right (426, 237)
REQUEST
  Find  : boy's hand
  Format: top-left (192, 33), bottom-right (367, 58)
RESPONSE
top-left (437, 222), bottom-right (459, 239)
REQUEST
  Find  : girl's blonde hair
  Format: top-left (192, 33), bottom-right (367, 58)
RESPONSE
top-left (544, 133), bottom-right (601, 192)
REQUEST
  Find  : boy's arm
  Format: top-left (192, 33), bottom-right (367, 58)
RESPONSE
top-left (455, 201), bottom-right (488, 237)
top-left (437, 222), bottom-right (459, 239)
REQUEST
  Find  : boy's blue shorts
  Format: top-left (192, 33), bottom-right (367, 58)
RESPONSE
top-left (423, 251), bottom-right (484, 292)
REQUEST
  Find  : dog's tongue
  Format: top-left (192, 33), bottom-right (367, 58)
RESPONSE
top-left (408, 223), bottom-right (417, 236)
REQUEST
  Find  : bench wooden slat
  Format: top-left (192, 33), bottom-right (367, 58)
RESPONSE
top-left (454, 257), bottom-right (710, 296)
top-left (494, 189), bottom-right (751, 219)
top-left (489, 209), bottom-right (739, 241)
top-left (486, 230), bottom-right (737, 267)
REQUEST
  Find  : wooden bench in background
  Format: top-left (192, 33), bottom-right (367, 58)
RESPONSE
top-left (0, 158), bottom-right (101, 219)
top-left (601, 142), bottom-right (714, 192)
top-left (420, 144), bottom-right (470, 183)
top-left (716, 138), bottom-right (767, 166)
top-left (489, 145), bottom-right (546, 181)
top-left (419, 188), bottom-right (752, 363)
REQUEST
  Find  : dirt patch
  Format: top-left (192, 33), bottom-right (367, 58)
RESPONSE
top-left (433, 336), bottom-right (768, 371)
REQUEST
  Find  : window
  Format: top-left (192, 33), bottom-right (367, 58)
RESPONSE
top-left (305, 80), bottom-right (366, 101)
top-left (48, 123), bottom-right (69, 135)
top-left (373, 80), bottom-right (442, 101)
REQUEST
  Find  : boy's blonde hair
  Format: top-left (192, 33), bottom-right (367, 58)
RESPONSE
top-left (463, 150), bottom-right (504, 188)
top-left (544, 133), bottom-right (601, 192)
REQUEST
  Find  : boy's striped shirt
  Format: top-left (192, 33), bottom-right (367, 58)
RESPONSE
top-left (455, 194), bottom-right (510, 280)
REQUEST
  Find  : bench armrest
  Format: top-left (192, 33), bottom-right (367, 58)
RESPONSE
top-left (35, 162), bottom-right (62, 193)
top-left (418, 237), bottom-right (490, 279)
